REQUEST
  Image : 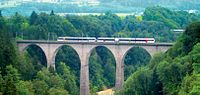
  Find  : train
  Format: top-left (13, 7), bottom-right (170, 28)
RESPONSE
top-left (57, 37), bottom-right (96, 42)
top-left (57, 37), bottom-right (155, 43)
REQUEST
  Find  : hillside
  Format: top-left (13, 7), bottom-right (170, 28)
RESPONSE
top-left (0, 0), bottom-right (200, 16)
top-left (116, 21), bottom-right (200, 95)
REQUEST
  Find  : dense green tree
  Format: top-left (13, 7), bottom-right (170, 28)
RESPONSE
top-left (0, 74), bottom-right (3, 94)
top-left (156, 61), bottom-right (183, 94)
top-left (124, 47), bottom-right (151, 80)
top-left (178, 43), bottom-right (200, 95)
top-left (95, 47), bottom-right (116, 87)
top-left (16, 53), bottom-right (37, 80)
top-left (50, 10), bottom-right (55, 16)
top-left (150, 69), bottom-right (164, 95)
top-left (16, 81), bottom-right (34, 95)
top-left (56, 62), bottom-right (79, 95)
top-left (183, 22), bottom-right (200, 54)
top-left (0, 10), bottom-right (2, 17)
top-left (5, 65), bottom-right (20, 83)
top-left (66, 15), bottom-right (104, 37)
top-left (0, 11), bottom-right (5, 29)
top-left (3, 75), bottom-right (17, 95)
top-left (148, 53), bottom-right (165, 69)
top-left (98, 12), bottom-right (122, 36)
top-left (32, 80), bottom-right (48, 95)
top-left (55, 46), bottom-right (80, 86)
top-left (8, 12), bottom-right (28, 38)
top-left (0, 30), bottom-right (18, 75)
top-left (89, 51), bottom-right (105, 93)
top-left (30, 11), bottom-right (38, 25)
top-left (120, 68), bottom-right (153, 95)
top-left (26, 45), bottom-right (47, 68)
top-left (24, 25), bottom-right (47, 40)
top-left (89, 47), bottom-right (116, 93)
top-left (2, 65), bottom-right (20, 95)
top-left (36, 68), bottom-right (64, 88)
top-left (143, 6), bottom-right (200, 28)
top-left (179, 74), bottom-right (200, 95)
top-left (48, 87), bottom-right (69, 95)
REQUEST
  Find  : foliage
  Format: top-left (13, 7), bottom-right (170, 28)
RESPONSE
top-left (124, 47), bottom-right (151, 80)
top-left (0, 30), bottom-right (18, 75)
top-left (143, 6), bottom-right (200, 28)
top-left (156, 61), bottom-right (183, 94)
top-left (55, 45), bottom-right (80, 86)
top-left (16, 81), bottom-right (34, 95)
top-left (89, 48), bottom-right (113, 93)
top-left (178, 43), bottom-right (200, 95)
top-left (48, 87), bottom-right (69, 95)
top-left (32, 80), bottom-right (48, 95)
top-left (119, 68), bottom-right (153, 95)
top-left (2, 6), bottom-right (198, 42)
top-left (120, 21), bottom-right (200, 95)
top-left (183, 22), bottom-right (200, 54)
top-left (0, 65), bottom-right (20, 95)
top-left (56, 62), bottom-right (79, 95)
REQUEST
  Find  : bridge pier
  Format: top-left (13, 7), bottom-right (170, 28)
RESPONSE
top-left (115, 56), bottom-right (124, 89)
top-left (40, 44), bottom-right (57, 69)
top-left (109, 45), bottom-right (123, 89)
top-left (80, 57), bottom-right (90, 95)
top-left (73, 44), bottom-right (92, 95)
top-left (112, 45), bottom-right (130, 90)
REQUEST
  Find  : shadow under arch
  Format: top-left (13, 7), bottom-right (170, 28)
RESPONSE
top-left (88, 45), bottom-right (116, 93)
top-left (54, 44), bottom-right (81, 90)
top-left (122, 46), bottom-right (151, 80)
top-left (53, 44), bottom-right (81, 69)
top-left (23, 44), bottom-right (48, 67)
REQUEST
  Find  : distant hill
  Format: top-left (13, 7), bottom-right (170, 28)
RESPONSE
top-left (0, 0), bottom-right (200, 16)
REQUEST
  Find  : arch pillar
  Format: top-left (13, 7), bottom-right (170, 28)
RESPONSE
top-left (71, 44), bottom-right (96, 95)
top-left (115, 51), bottom-right (124, 89)
top-left (42, 44), bottom-right (55, 69)
top-left (105, 45), bottom-right (132, 89)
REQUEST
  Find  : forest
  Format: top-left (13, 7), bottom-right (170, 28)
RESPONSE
top-left (0, 6), bottom-right (200, 95)
top-left (116, 21), bottom-right (200, 95)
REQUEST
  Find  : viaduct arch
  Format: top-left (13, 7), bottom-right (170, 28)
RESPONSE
top-left (17, 40), bottom-right (173, 95)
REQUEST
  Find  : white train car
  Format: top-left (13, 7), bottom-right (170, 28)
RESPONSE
top-left (97, 37), bottom-right (115, 42)
top-left (134, 38), bottom-right (155, 43)
top-left (118, 38), bottom-right (155, 43)
top-left (57, 37), bottom-right (96, 42)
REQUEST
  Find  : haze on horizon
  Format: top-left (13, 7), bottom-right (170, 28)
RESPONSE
top-left (0, 0), bottom-right (199, 16)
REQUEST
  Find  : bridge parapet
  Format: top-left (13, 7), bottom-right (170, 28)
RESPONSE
top-left (16, 40), bottom-right (173, 46)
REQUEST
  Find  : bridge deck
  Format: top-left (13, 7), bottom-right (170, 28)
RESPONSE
top-left (16, 40), bottom-right (173, 46)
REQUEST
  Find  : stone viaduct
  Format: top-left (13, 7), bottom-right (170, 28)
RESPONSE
top-left (16, 40), bottom-right (173, 95)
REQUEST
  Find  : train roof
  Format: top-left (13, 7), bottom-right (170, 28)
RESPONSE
top-left (97, 37), bottom-right (115, 39)
top-left (58, 37), bottom-right (96, 39)
top-left (58, 37), bottom-right (155, 40)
